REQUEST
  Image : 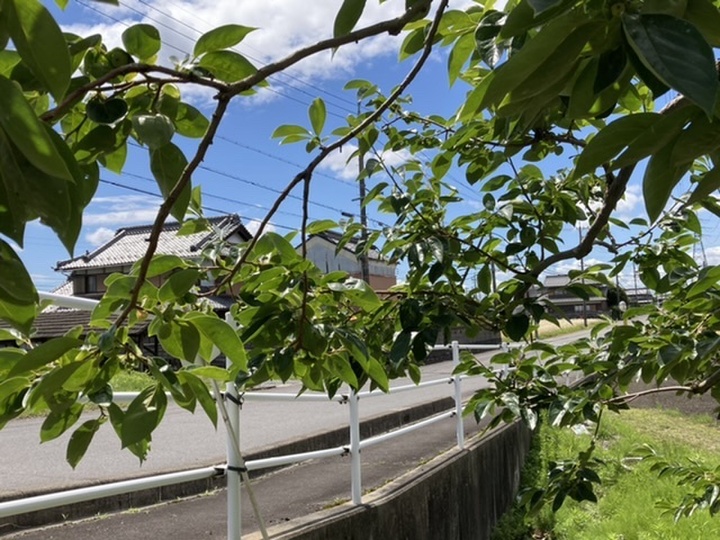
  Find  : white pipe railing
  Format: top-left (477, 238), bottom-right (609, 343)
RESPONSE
top-left (2, 292), bottom-right (506, 537)
top-left (0, 466), bottom-right (221, 519)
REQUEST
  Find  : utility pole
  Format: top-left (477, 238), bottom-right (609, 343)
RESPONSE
top-left (358, 102), bottom-right (370, 285)
top-left (579, 225), bottom-right (587, 327)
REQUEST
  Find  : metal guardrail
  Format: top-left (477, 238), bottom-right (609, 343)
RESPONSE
top-left (0, 293), bottom-right (504, 539)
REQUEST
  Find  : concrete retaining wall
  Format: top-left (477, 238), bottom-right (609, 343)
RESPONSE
top-left (248, 420), bottom-right (532, 540)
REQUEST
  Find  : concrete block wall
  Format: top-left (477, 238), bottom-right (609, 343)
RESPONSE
top-left (249, 420), bottom-right (532, 540)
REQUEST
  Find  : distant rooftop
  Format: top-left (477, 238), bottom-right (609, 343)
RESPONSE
top-left (56, 215), bottom-right (251, 271)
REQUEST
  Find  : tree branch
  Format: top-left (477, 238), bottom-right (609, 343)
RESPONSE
top-left (216, 0), bottom-right (450, 290)
top-left (115, 95), bottom-right (231, 326)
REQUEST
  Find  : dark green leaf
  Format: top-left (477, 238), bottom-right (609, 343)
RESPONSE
top-left (0, 76), bottom-right (72, 181)
top-left (622, 13), bottom-right (719, 116)
top-left (85, 97), bottom-right (128, 125)
top-left (2, 0), bottom-right (71, 101)
top-left (334, 0), bottom-right (367, 38)
top-left (506, 313), bottom-right (530, 341)
top-left (197, 51), bottom-right (257, 83)
top-left (66, 418), bottom-right (104, 468)
top-left (122, 24), bottom-right (161, 60)
top-left (41, 402), bottom-right (84, 442)
top-left (193, 24), bottom-right (256, 57)
top-left (689, 167), bottom-right (720, 204)
top-left (390, 331), bottom-right (412, 364)
top-left (150, 142), bottom-right (192, 221)
top-left (643, 139), bottom-right (690, 222)
top-left (527, 0), bottom-right (564, 15)
top-left (685, 0), bottom-right (720, 47)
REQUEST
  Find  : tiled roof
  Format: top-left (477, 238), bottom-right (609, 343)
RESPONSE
top-left (544, 275), bottom-right (572, 288)
top-left (0, 309), bottom-right (149, 342)
top-left (56, 215), bottom-right (251, 271)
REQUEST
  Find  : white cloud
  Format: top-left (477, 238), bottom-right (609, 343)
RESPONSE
top-left (64, 0), bottom-right (412, 97)
top-left (705, 246), bottom-right (720, 266)
top-left (319, 143), bottom-right (412, 181)
top-left (86, 227), bottom-right (117, 246)
top-left (616, 184), bottom-right (642, 218)
top-left (83, 195), bottom-right (160, 226)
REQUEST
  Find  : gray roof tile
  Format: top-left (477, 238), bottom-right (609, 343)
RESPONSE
top-left (56, 215), bottom-right (251, 271)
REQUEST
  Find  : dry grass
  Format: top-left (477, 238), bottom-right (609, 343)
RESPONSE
top-left (536, 318), bottom-right (601, 338)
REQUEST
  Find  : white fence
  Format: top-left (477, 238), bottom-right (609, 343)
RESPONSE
top-left (0, 292), bottom-right (503, 539)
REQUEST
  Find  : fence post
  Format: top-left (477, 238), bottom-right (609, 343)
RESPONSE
top-left (225, 313), bottom-right (242, 540)
top-left (451, 340), bottom-right (464, 450)
top-left (348, 389), bottom-right (362, 504)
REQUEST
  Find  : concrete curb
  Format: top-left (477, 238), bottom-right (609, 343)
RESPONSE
top-left (0, 397), bottom-right (455, 534)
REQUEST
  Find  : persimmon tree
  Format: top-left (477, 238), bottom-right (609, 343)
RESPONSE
top-left (1, 0), bottom-right (720, 523)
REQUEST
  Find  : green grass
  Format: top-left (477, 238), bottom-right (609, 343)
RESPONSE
top-left (544, 410), bottom-right (720, 539)
top-left (110, 369), bottom-right (156, 392)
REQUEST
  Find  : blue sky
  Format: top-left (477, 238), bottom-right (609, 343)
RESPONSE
top-left (16, 0), bottom-right (720, 290)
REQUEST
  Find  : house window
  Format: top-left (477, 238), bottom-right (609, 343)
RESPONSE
top-left (86, 275), bottom-right (98, 293)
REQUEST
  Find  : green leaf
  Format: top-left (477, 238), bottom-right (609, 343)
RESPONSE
top-left (0, 239), bottom-right (37, 307)
top-left (527, 0), bottom-right (564, 15)
top-left (174, 103), bottom-right (209, 138)
top-left (8, 337), bottom-right (81, 377)
top-left (150, 142), bottom-right (192, 222)
top-left (122, 24), bottom-right (161, 60)
top-left (272, 124), bottom-right (312, 139)
top-left (613, 105), bottom-right (697, 170)
top-left (177, 371), bottom-right (217, 426)
top-left (158, 269), bottom-right (200, 302)
top-left (41, 402), bottom-right (84, 442)
top-left (0, 76), bottom-right (73, 181)
top-left (187, 315), bottom-right (247, 371)
top-left (643, 139), bottom-right (690, 222)
top-left (684, 0), bottom-right (720, 47)
top-left (138, 254), bottom-right (189, 278)
top-left (622, 13), bottom-right (719, 116)
top-left (390, 331), bottom-right (412, 364)
top-left (448, 32), bottom-right (475, 85)
top-left (193, 24), bottom-right (256, 57)
top-left (189, 365), bottom-right (231, 381)
top-left (121, 386), bottom-right (166, 449)
top-left (2, 0), bottom-right (71, 101)
top-left (308, 98), bottom-right (326, 135)
top-left (481, 11), bottom-right (594, 110)
top-left (334, 0), bottom-right (367, 38)
top-left (689, 167), bottom-right (720, 204)
top-left (85, 97), bottom-right (128, 125)
top-left (574, 113), bottom-right (660, 178)
top-left (132, 114), bottom-right (175, 150)
top-left (307, 220), bottom-right (338, 235)
top-left (670, 116), bottom-right (720, 165)
top-left (66, 418), bottom-right (104, 469)
top-left (197, 51), bottom-right (257, 83)
top-left (506, 313), bottom-right (530, 341)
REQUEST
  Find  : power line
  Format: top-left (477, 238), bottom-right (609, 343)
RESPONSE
top-left (135, 0), bottom-right (357, 110)
top-left (98, 177), bottom-right (298, 231)
top-left (112, 0), bottom-right (351, 119)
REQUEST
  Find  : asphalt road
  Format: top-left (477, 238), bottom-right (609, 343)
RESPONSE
top-left (0, 348), bottom-right (500, 499)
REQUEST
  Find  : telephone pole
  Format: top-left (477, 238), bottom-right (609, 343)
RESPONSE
top-left (358, 102), bottom-right (370, 284)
